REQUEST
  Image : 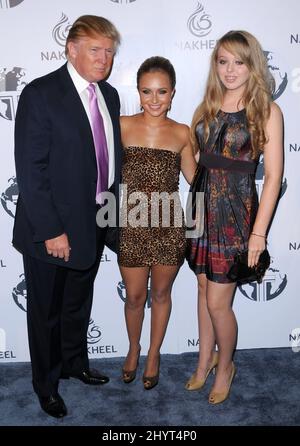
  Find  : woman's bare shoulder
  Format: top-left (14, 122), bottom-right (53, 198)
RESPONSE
top-left (120, 113), bottom-right (142, 129)
top-left (169, 120), bottom-right (191, 141)
top-left (168, 118), bottom-right (189, 132)
top-left (270, 101), bottom-right (283, 118)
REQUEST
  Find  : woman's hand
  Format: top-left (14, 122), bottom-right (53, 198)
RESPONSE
top-left (247, 233), bottom-right (266, 267)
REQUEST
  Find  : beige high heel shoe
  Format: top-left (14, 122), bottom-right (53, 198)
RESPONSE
top-left (185, 351), bottom-right (219, 391)
top-left (208, 362), bottom-right (236, 404)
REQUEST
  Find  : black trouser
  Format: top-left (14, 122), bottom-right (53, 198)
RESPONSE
top-left (23, 226), bottom-right (106, 397)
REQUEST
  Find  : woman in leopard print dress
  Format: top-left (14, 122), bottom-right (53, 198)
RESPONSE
top-left (118, 57), bottom-right (196, 389)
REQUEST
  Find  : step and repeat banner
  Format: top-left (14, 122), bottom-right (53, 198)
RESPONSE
top-left (0, 0), bottom-right (299, 362)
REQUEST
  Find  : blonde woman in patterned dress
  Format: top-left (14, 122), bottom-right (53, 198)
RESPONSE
top-left (186, 30), bottom-right (283, 404)
top-left (119, 56), bottom-right (196, 389)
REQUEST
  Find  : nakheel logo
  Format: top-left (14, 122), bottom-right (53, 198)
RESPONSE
top-left (41, 12), bottom-right (71, 62)
top-left (0, 328), bottom-right (15, 360)
top-left (0, 328), bottom-right (16, 360)
top-left (100, 252), bottom-right (112, 262)
top-left (187, 2), bottom-right (212, 38)
top-left (289, 143), bottom-right (300, 154)
top-left (264, 51), bottom-right (288, 100)
top-left (290, 327), bottom-right (300, 353)
top-left (0, 0), bottom-right (24, 9)
top-left (176, 2), bottom-right (216, 51)
top-left (87, 318), bottom-right (117, 356)
top-left (255, 156), bottom-right (287, 200)
top-left (0, 68), bottom-right (27, 120)
top-left (187, 337), bottom-right (199, 348)
top-left (117, 279), bottom-right (152, 308)
top-left (87, 318), bottom-right (102, 344)
top-left (12, 273), bottom-right (27, 312)
top-left (238, 260), bottom-right (287, 302)
top-left (289, 242), bottom-right (300, 251)
top-left (1, 176), bottom-right (18, 217)
top-left (290, 33), bottom-right (300, 44)
top-left (52, 12), bottom-right (71, 47)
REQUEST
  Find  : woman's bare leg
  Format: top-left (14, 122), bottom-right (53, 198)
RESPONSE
top-left (143, 264), bottom-right (180, 378)
top-left (120, 266), bottom-right (150, 371)
top-left (192, 273), bottom-right (217, 380)
top-left (206, 280), bottom-right (237, 392)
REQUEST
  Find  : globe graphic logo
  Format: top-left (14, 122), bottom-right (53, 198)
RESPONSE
top-left (264, 51), bottom-right (288, 100)
top-left (0, 0), bottom-right (24, 9)
top-left (1, 176), bottom-right (19, 217)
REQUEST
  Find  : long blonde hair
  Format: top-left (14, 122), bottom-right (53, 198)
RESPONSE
top-left (191, 30), bottom-right (274, 158)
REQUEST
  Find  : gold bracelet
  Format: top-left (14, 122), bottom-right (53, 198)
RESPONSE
top-left (251, 232), bottom-right (266, 239)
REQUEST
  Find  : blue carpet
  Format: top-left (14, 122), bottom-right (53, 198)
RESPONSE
top-left (0, 348), bottom-right (299, 426)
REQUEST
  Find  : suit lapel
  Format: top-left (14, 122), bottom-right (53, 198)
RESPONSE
top-left (99, 83), bottom-right (116, 121)
top-left (58, 65), bottom-right (96, 161)
top-left (55, 66), bottom-right (120, 184)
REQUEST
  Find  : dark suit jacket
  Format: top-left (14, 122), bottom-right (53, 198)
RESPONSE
top-left (13, 63), bottom-right (122, 270)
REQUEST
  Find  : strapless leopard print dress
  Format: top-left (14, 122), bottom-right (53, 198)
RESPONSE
top-left (118, 146), bottom-right (186, 267)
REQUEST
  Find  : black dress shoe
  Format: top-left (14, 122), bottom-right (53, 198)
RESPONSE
top-left (38, 393), bottom-right (67, 418)
top-left (65, 368), bottom-right (109, 385)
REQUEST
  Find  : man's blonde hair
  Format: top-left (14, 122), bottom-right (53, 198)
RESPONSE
top-left (65, 15), bottom-right (121, 55)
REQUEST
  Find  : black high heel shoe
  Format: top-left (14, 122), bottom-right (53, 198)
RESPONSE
top-left (143, 373), bottom-right (159, 390)
top-left (122, 347), bottom-right (141, 384)
top-left (143, 354), bottom-right (160, 390)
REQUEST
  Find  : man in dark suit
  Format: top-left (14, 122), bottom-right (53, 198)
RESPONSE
top-left (13, 16), bottom-right (122, 418)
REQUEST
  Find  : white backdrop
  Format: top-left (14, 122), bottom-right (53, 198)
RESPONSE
top-left (0, 0), bottom-right (299, 363)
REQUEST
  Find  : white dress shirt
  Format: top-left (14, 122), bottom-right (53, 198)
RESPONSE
top-left (67, 62), bottom-right (115, 189)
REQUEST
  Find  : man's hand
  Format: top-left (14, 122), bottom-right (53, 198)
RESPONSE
top-left (45, 233), bottom-right (71, 262)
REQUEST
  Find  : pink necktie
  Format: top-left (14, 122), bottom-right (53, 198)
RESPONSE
top-left (87, 83), bottom-right (109, 204)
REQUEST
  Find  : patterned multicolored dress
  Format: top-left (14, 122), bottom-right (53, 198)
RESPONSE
top-left (187, 109), bottom-right (260, 283)
top-left (118, 146), bottom-right (186, 267)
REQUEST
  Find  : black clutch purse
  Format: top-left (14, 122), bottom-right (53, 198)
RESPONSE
top-left (227, 249), bottom-right (270, 284)
top-left (104, 226), bottom-right (119, 254)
